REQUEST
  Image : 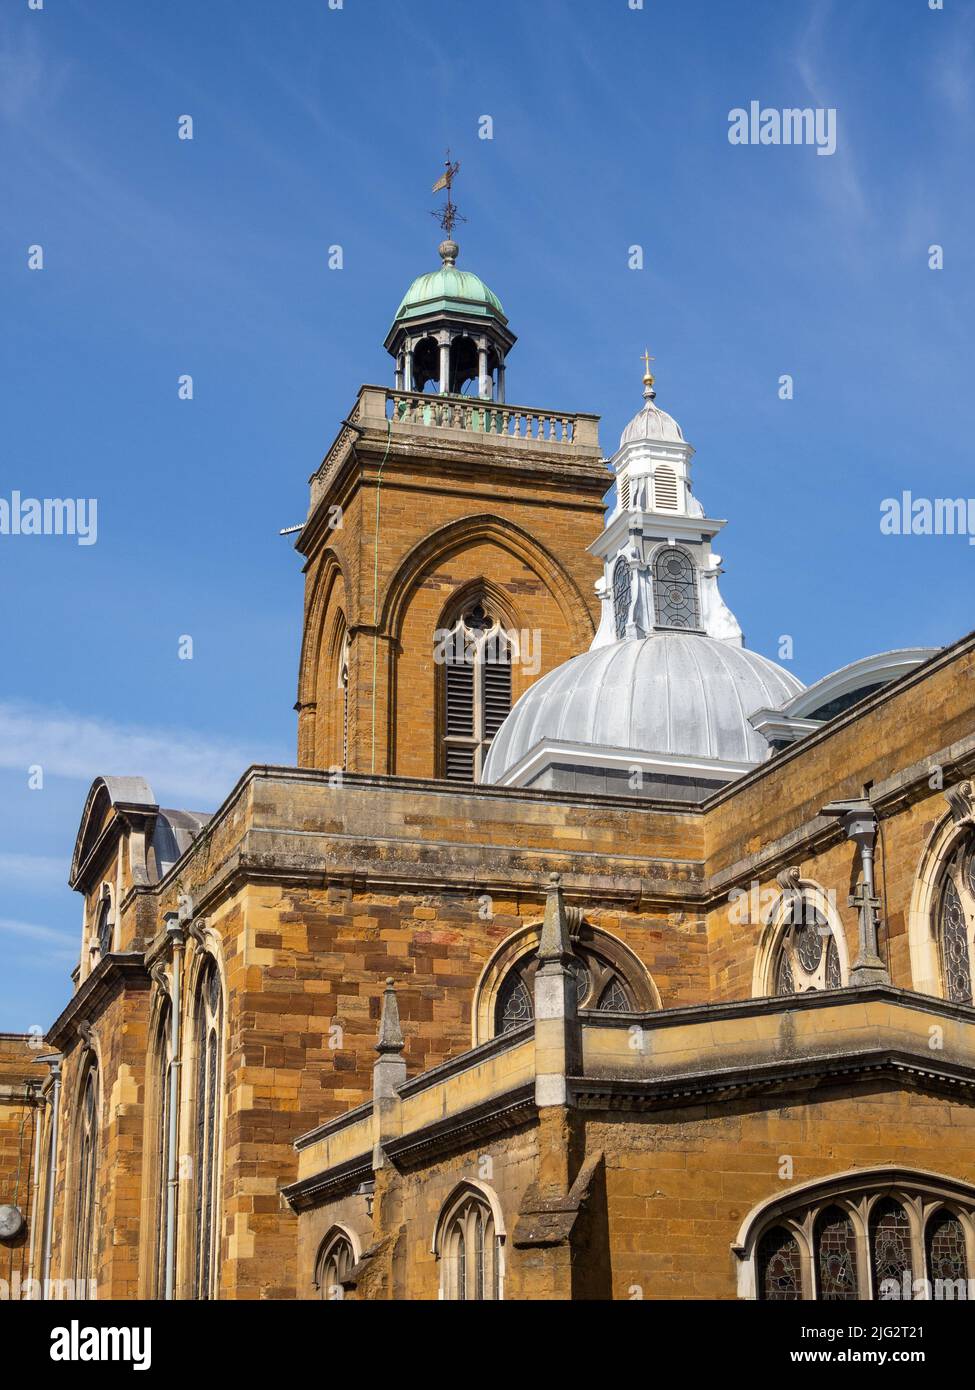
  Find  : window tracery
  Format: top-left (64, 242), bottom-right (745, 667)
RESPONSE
top-left (440, 600), bottom-right (512, 783)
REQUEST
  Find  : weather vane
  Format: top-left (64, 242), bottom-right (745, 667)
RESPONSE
top-left (431, 151), bottom-right (466, 240)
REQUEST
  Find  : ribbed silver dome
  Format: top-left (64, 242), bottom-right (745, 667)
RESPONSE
top-left (481, 634), bottom-right (804, 784)
top-left (619, 399), bottom-right (685, 447)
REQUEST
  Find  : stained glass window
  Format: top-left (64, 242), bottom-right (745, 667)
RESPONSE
top-left (925, 1211), bottom-right (968, 1296)
top-left (870, 1198), bottom-right (913, 1298)
top-left (939, 873), bottom-right (973, 1005)
top-left (816, 1206), bottom-right (859, 1300)
top-left (612, 558), bottom-right (630, 639)
top-left (774, 902), bottom-right (842, 995)
top-left (493, 944), bottom-right (637, 1035)
top-left (653, 547), bottom-right (699, 630)
top-left (758, 1226), bottom-right (803, 1301)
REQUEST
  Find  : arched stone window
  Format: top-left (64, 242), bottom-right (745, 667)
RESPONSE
top-left (652, 546), bottom-right (699, 630)
top-left (192, 958), bottom-right (223, 1300)
top-left (754, 878), bottom-right (848, 998)
top-left (474, 920), bottom-right (659, 1044)
top-left (73, 1061), bottom-right (99, 1294)
top-left (612, 557), bottom-right (630, 639)
top-left (438, 600), bottom-right (511, 783)
top-left (316, 1228), bottom-right (357, 1300)
top-left (936, 838), bottom-right (974, 1003)
top-left (151, 999), bottom-right (173, 1299)
top-left (94, 885), bottom-right (114, 958)
top-left (435, 1185), bottom-right (503, 1301)
top-left (736, 1167), bottom-right (975, 1300)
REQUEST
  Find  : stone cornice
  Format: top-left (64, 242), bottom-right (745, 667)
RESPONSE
top-left (569, 1049), bottom-right (975, 1112)
top-left (45, 953), bottom-right (149, 1051)
top-left (382, 1084), bottom-right (536, 1169)
top-left (280, 1153), bottom-right (374, 1212)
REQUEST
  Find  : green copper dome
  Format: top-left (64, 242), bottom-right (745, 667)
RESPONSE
top-left (393, 261), bottom-right (506, 326)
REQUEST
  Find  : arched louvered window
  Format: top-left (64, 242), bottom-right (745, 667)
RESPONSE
top-left (618, 472), bottom-right (631, 512)
top-left (772, 898), bottom-right (843, 995)
top-left (815, 1206), bottom-right (860, 1300)
top-left (440, 1192), bottom-right (500, 1300)
top-left (153, 1001), bottom-right (173, 1298)
top-left (652, 546), bottom-right (700, 630)
top-left (317, 1230), bottom-right (356, 1300)
top-left (73, 1063), bottom-right (98, 1295)
top-left (937, 840), bottom-right (974, 1003)
top-left (440, 601), bottom-right (511, 783)
top-left (193, 959), bottom-right (223, 1300)
top-left (612, 558), bottom-right (630, 639)
top-left (653, 465), bottom-right (679, 510)
top-left (758, 1226), bottom-right (803, 1301)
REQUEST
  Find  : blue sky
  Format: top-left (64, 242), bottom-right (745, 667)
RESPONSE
top-left (1, 0), bottom-right (973, 1028)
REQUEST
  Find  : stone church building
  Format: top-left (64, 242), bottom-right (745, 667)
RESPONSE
top-left (2, 231), bottom-right (975, 1302)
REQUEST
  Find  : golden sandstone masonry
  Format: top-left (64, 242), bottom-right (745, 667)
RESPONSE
top-left (3, 233), bottom-right (975, 1305)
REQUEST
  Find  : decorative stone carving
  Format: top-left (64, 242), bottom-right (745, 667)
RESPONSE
top-left (946, 781), bottom-right (975, 827)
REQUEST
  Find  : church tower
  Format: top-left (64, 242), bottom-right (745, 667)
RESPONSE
top-left (294, 180), bottom-right (608, 780)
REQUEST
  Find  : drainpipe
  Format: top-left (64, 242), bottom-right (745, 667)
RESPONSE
top-left (822, 799), bottom-right (889, 986)
top-left (26, 1081), bottom-right (44, 1289)
top-left (164, 913), bottom-right (185, 1300)
top-left (37, 1053), bottom-right (62, 1299)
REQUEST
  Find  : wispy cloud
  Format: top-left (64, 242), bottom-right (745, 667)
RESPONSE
top-left (0, 852), bottom-right (67, 891)
top-left (0, 916), bottom-right (77, 963)
top-left (792, 1), bottom-right (868, 225)
top-left (0, 702), bottom-right (287, 808)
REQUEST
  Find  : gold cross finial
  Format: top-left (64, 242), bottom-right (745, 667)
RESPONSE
top-left (641, 348), bottom-right (655, 385)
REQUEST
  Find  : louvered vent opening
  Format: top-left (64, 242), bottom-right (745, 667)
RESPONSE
top-left (618, 472), bottom-right (631, 511)
top-left (654, 466), bottom-right (679, 510)
top-left (483, 656), bottom-right (512, 737)
top-left (445, 744), bottom-right (475, 783)
top-left (445, 661), bottom-right (475, 737)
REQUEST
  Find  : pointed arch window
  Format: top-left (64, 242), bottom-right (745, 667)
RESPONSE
top-left (870, 1197), bottom-right (913, 1296)
top-left (612, 558), bottom-right (630, 639)
top-left (439, 1191), bottom-right (500, 1300)
top-left (926, 1210), bottom-right (968, 1291)
top-left (440, 601), bottom-right (511, 783)
top-left (936, 839), bottom-right (975, 1003)
top-left (338, 630), bottom-right (350, 771)
top-left (192, 959), bottom-right (223, 1300)
top-left (317, 1229), bottom-right (356, 1300)
top-left (652, 546), bottom-right (700, 630)
top-left (73, 1063), bottom-right (99, 1294)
